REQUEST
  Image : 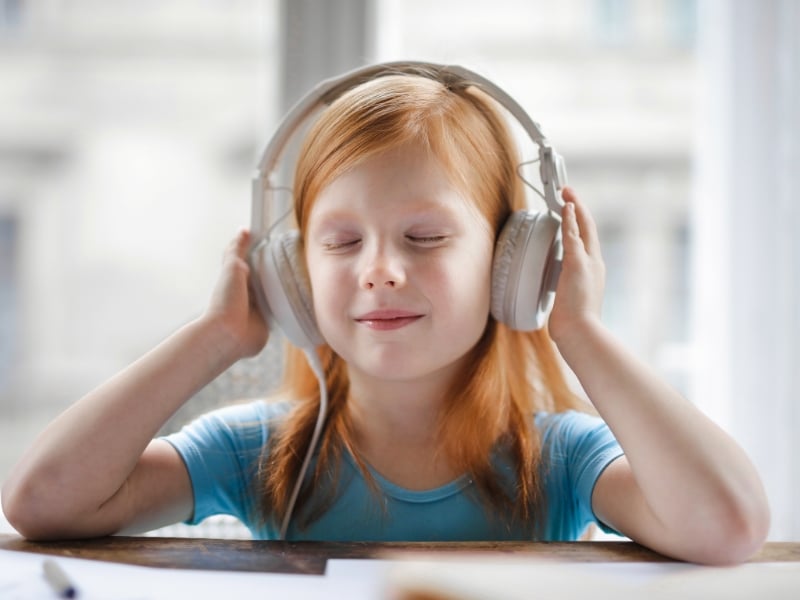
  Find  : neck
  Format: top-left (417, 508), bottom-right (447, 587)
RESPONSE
top-left (346, 368), bottom-right (452, 444)
top-left (344, 364), bottom-right (465, 490)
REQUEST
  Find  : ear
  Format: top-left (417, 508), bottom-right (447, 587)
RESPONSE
top-left (249, 230), bottom-right (323, 348)
top-left (491, 210), bottom-right (563, 330)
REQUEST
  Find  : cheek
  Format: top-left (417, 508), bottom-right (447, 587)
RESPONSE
top-left (305, 255), bottom-right (326, 301)
top-left (470, 241), bottom-right (495, 315)
top-left (306, 257), bottom-right (352, 337)
top-left (434, 243), bottom-right (494, 314)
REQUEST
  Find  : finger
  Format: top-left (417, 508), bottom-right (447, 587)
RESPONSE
top-left (562, 187), bottom-right (601, 257)
top-left (560, 200), bottom-right (584, 255)
top-left (223, 229), bottom-right (251, 263)
top-left (233, 228), bottom-right (251, 259)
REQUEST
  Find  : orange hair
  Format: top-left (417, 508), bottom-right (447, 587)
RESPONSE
top-left (259, 69), bottom-right (585, 535)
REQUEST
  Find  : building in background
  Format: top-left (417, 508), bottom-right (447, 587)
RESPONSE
top-left (0, 0), bottom-right (280, 470)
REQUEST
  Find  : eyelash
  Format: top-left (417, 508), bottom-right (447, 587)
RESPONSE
top-left (320, 235), bottom-right (448, 252)
top-left (406, 235), bottom-right (447, 245)
top-left (322, 240), bottom-right (359, 251)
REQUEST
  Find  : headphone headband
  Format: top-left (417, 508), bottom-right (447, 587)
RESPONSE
top-left (250, 61), bottom-right (567, 245)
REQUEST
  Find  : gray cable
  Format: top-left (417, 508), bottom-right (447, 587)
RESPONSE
top-left (278, 348), bottom-right (328, 540)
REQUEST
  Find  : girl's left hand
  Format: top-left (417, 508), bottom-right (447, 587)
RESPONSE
top-left (548, 187), bottom-right (606, 348)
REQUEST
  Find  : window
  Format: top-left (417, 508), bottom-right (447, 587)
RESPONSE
top-left (0, 216), bottom-right (16, 395)
top-left (0, 0), bottom-right (22, 31)
top-left (594, 0), bottom-right (632, 46)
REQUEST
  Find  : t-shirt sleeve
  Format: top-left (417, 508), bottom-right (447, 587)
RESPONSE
top-left (160, 400), bottom-right (279, 528)
top-left (536, 410), bottom-right (625, 540)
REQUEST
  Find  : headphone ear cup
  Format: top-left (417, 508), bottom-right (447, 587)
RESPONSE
top-left (249, 230), bottom-right (323, 349)
top-left (491, 210), bottom-right (563, 331)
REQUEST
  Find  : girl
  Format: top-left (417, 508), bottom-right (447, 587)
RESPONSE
top-left (2, 67), bottom-right (769, 565)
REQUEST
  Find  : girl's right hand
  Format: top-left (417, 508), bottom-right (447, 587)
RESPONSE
top-left (204, 229), bottom-right (269, 360)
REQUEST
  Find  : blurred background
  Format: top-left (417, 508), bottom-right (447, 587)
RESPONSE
top-left (0, 0), bottom-right (797, 540)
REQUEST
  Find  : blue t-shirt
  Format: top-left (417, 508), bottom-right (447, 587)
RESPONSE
top-left (162, 400), bottom-right (623, 541)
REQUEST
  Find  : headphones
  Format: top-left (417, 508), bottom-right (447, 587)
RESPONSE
top-left (248, 61), bottom-right (567, 350)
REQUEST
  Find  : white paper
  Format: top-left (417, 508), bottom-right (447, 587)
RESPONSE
top-left (381, 555), bottom-right (800, 600)
top-left (0, 549), bottom-right (380, 600)
top-left (2, 548), bottom-right (799, 600)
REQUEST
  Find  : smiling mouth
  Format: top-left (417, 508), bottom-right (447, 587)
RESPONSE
top-left (355, 312), bottom-right (423, 331)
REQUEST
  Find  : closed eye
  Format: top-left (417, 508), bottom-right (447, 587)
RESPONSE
top-left (406, 235), bottom-right (448, 245)
top-left (322, 239), bottom-right (361, 252)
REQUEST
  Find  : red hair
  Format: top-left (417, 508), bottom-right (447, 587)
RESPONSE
top-left (259, 69), bottom-right (585, 535)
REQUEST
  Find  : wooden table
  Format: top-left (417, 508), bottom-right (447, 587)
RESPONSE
top-left (1, 535), bottom-right (798, 575)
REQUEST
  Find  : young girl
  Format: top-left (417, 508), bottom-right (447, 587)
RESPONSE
top-left (2, 66), bottom-right (769, 565)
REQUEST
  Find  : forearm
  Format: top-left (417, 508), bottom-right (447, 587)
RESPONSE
top-left (556, 318), bottom-right (769, 542)
top-left (2, 316), bottom-right (239, 524)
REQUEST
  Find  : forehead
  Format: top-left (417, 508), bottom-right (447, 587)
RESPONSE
top-left (308, 145), bottom-right (487, 225)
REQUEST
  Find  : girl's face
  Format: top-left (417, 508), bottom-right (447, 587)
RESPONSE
top-left (304, 144), bottom-right (495, 386)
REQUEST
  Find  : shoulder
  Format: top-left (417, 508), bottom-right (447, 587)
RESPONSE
top-left (534, 410), bottom-right (621, 462)
top-left (163, 399), bottom-right (293, 456)
top-left (535, 409), bottom-right (609, 440)
top-left (194, 399), bottom-right (292, 429)
top-left (158, 399), bottom-right (293, 531)
top-left (532, 410), bottom-right (624, 540)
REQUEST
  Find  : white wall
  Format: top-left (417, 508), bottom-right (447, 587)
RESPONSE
top-left (692, 0), bottom-right (800, 540)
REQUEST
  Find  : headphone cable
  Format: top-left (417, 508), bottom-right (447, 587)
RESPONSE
top-left (279, 347), bottom-right (328, 540)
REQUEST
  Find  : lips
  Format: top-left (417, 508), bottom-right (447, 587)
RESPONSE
top-left (355, 309), bottom-right (424, 331)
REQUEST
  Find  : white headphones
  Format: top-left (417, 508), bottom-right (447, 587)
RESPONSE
top-left (248, 61), bottom-right (567, 350)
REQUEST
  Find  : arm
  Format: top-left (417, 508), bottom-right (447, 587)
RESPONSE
top-left (1, 230), bottom-right (268, 540)
top-left (548, 189), bottom-right (770, 565)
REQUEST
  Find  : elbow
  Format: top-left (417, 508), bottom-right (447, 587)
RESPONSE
top-left (3, 473), bottom-right (125, 541)
top-left (721, 498), bottom-right (771, 565)
top-left (2, 476), bottom-right (78, 541)
top-left (691, 492), bottom-right (771, 566)
top-left (2, 477), bottom-right (51, 540)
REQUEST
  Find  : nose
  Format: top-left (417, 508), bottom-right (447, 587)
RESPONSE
top-left (358, 242), bottom-right (406, 290)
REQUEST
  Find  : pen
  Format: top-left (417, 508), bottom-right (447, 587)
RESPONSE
top-left (42, 558), bottom-right (79, 598)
